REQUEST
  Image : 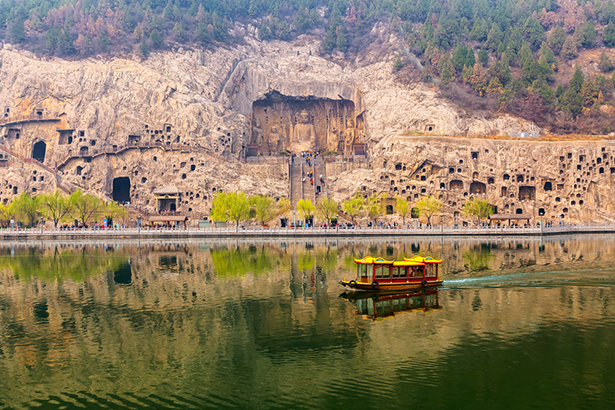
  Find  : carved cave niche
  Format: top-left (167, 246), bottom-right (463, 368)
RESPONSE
top-left (470, 181), bottom-right (486, 195)
top-left (249, 91), bottom-right (364, 156)
top-left (519, 186), bottom-right (535, 201)
top-left (58, 130), bottom-right (74, 145)
top-left (450, 180), bottom-right (463, 190)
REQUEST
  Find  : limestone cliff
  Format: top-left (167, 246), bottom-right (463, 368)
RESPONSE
top-left (0, 36), bottom-right (598, 223)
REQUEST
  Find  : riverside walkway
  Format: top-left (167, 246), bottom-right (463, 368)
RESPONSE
top-left (3, 223), bottom-right (615, 240)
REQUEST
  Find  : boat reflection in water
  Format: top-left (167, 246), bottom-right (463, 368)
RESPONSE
top-left (341, 289), bottom-right (442, 321)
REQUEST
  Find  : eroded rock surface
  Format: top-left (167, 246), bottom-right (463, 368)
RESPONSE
top-left (2, 37), bottom-right (609, 223)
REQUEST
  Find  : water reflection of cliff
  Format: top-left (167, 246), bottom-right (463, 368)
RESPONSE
top-left (0, 245), bottom-right (128, 282)
top-left (0, 237), bottom-right (614, 408)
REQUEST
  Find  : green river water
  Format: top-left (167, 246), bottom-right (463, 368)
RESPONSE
top-left (0, 235), bottom-right (614, 409)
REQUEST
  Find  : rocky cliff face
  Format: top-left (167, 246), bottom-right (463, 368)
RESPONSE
top-left (328, 135), bottom-right (615, 224)
top-left (0, 36), bottom-right (594, 222)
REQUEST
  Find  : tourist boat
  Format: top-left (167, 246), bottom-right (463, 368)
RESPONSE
top-left (339, 256), bottom-right (443, 291)
top-left (341, 289), bottom-right (441, 320)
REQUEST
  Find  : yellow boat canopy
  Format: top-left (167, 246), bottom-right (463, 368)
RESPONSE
top-left (404, 256), bottom-right (443, 264)
top-left (354, 257), bottom-right (394, 264)
top-left (354, 257), bottom-right (426, 267)
top-left (393, 260), bottom-right (425, 267)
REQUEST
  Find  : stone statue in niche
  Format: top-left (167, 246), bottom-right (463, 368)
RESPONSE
top-left (292, 110), bottom-right (316, 152)
top-left (268, 125), bottom-right (282, 154)
top-left (344, 118), bottom-right (356, 154)
top-left (251, 117), bottom-right (264, 150)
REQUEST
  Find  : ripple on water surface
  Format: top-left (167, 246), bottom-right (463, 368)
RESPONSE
top-left (0, 237), bottom-right (614, 409)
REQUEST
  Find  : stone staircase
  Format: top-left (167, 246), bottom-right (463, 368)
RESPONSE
top-left (312, 156), bottom-right (327, 203)
top-left (290, 161), bottom-right (304, 207)
top-left (0, 144), bottom-right (76, 195)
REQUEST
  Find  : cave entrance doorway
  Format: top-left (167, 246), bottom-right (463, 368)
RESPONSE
top-left (154, 186), bottom-right (180, 213)
top-left (32, 141), bottom-right (46, 163)
top-left (112, 177), bottom-right (131, 204)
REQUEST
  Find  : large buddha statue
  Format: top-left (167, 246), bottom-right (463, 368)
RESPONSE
top-left (292, 110), bottom-right (316, 152)
top-left (251, 117), bottom-right (264, 148)
top-left (268, 125), bottom-right (281, 154)
top-left (344, 118), bottom-right (356, 155)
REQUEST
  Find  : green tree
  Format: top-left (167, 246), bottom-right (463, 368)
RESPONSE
top-left (452, 44), bottom-right (468, 72)
top-left (163, 0), bottom-right (174, 21)
top-left (516, 43), bottom-right (534, 69)
top-left (322, 26), bottom-right (337, 53)
top-left (13, 192), bottom-right (40, 226)
top-left (581, 21), bottom-right (597, 48)
top-left (437, 54), bottom-right (455, 83)
top-left (10, 17), bottom-right (25, 44)
top-left (249, 195), bottom-right (274, 226)
top-left (97, 29), bottom-right (111, 53)
top-left (469, 62), bottom-right (489, 95)
top-left (71, 190), bottom-right (104, 226)
top-left (139, 38), bottom-right (151, 57)
top-left (485, 23), bottom-right (503, 52)
top-left (40, 190), bottom-right (74, 228)
top-left (45, 25), bottom-right (61, 53)
top-left (462, 198), bottom-right (494, 224)
top-left (599, 51), bottom-right (613, 73)
top-left (415, 195), bottom-right (442, 226)
top-left (396, 196), bottom-right (410, 224)
top-left (342, 193), bottom-right (364, 224)
top-left (561, 36), bottom-right (578, 60)
top-left (532, 78), bottom-right (556, 107)
top-left (0, 202), bottom-right (16, 227)
top-left (277, 198), bottom-right (291, 219)
top-left (559, 66), bottom-right (585, 117)
top-left (465, 49), bottom-right (476, 68)
top-left (103, 201), bottom-right (129, 227)
top-left (605, 21), bottom-right (615, 47)
top-left (365, 194), bottom-right (383, 225)
top-left (297, 199), bottom-right (315, 223)
top-left (316, 197), bottom-right (338, 225)
top-left (227, 191), bottom-right (250, 230)
top-left (173, 22), bottom-right (186, 42)
top-left (486, 76), bottom-right (504, 94)
top-left (293, 7), bottom-right (311, 34)
top-left (547, 25), bottom-right (567, 55)
top-left (336, 26), bottom-right (347, 52)
top-left (59, 27), bottom-right (75, 55)
top-left (522, 16), bottom-right (545, 50)
top-left (149, 28), bottom-right (163, 49)
top-left (478, 48), bottom-right (489, 66)
top-left (470, 18), bottom-right (489, 42)
top-left (538, 42), bottom-right (557, 67)
top-left (210, 191), bottom-right (229, 222)
top-left (196, 23), bottom-right (213, 46)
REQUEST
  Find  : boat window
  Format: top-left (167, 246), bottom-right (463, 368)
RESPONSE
top-left (375, 265), bottom-right (388, 279)
top-left (359, 264), bottom-right (369, 279)
top-left (392, 267), bottom-right (405, 278)
top-left (410, 267), bottom-right (424, 278)
top-left (425, 264), bottom-right (436, 277)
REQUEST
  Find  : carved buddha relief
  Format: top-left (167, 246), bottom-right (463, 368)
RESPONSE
top-left (292, 110), bottom-right (316, 152)
top-left (268, 125), bottom-right (281, 154)
top-left (344, 118), bottom-right (356, 154)
top-left (250, 92), bottom-right (363, 156)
